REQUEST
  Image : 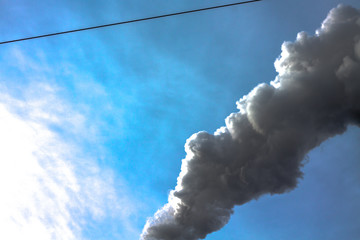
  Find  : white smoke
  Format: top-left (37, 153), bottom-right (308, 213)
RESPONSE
top-left (141, 5), bottom-right (360, 240)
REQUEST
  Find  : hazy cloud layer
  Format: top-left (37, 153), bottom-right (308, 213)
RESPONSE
top-left (0, 50), bottom-right (139, 239)
top-left (141, 5), bottom-right (360, 240)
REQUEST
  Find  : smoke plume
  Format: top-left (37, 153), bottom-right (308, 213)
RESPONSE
top-left (141, 5), bottom-right (360, 240)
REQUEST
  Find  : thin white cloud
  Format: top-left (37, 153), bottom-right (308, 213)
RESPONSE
top-left (0, 48), bottom-right (140, 239)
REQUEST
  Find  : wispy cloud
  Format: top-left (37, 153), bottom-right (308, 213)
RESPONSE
top-left (0, 48), bottom-right (140, 239)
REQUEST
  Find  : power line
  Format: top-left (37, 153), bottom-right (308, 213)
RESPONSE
top-left (0, 0), bottom-right (262, 45)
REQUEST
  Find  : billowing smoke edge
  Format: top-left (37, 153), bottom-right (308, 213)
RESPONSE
top-left (141, 5), bottom-right (360, 240)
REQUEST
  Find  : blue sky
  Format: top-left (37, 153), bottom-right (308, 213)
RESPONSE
top-left (0, 0), bottom-right (359, 239)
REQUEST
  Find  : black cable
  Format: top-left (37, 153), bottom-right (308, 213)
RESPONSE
top-left (0, 0), bottom-right (262, 45)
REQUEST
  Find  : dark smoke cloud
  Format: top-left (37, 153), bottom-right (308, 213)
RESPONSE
top-left (141, 5), bottom-right (360, 240)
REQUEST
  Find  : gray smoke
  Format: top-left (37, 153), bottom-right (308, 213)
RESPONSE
top-left (140, 5), bottom-right (360, 240)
